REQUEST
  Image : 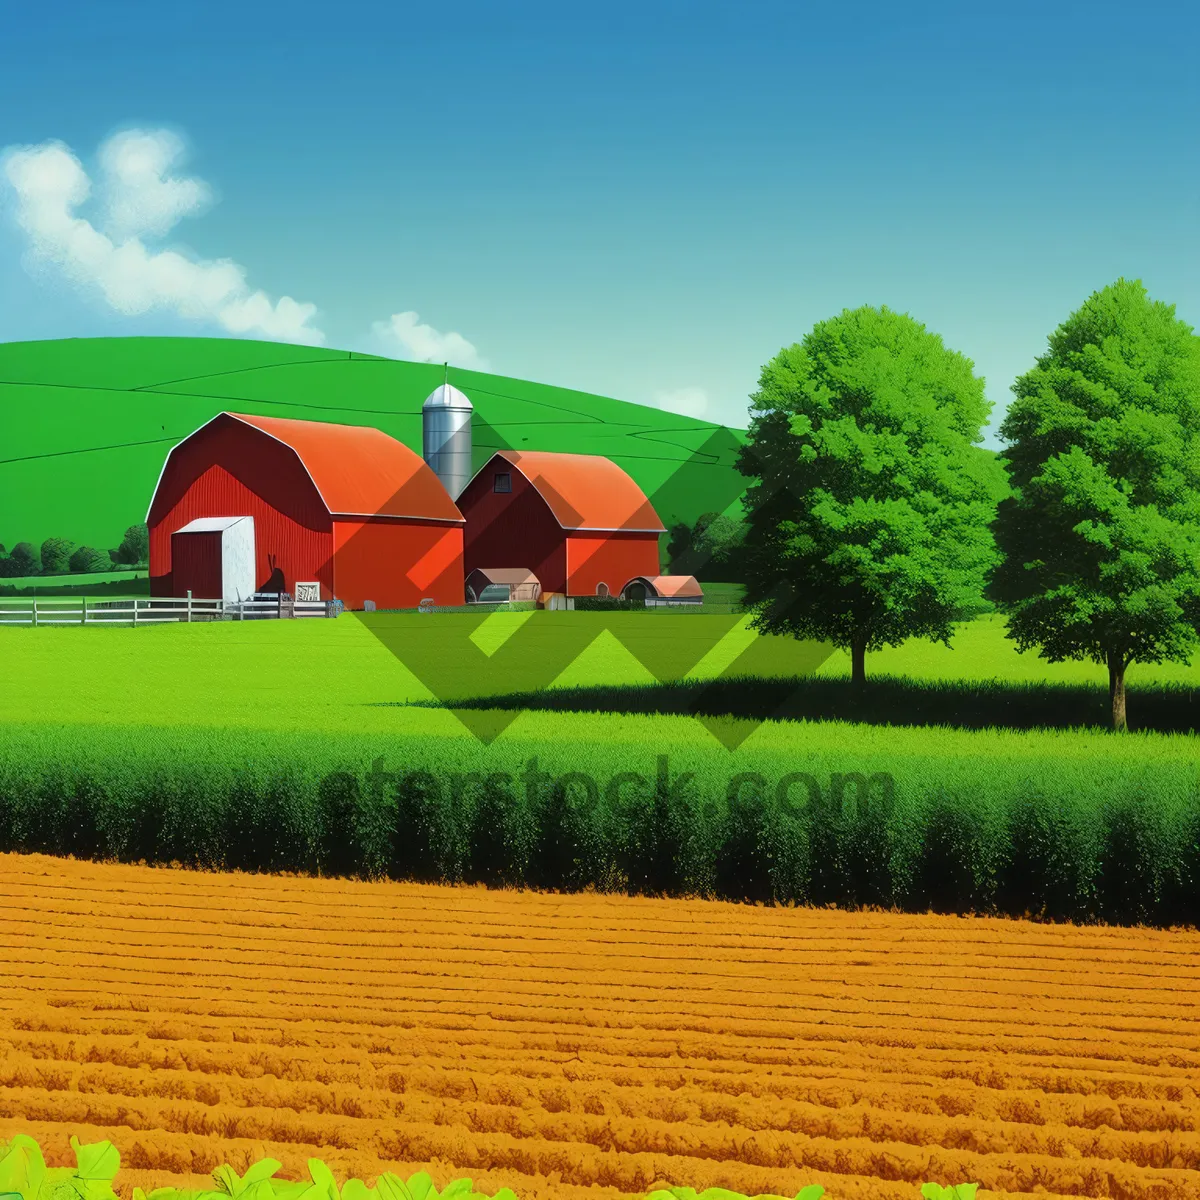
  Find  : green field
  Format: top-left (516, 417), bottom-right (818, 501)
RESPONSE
top-left (0, 336), bottom-right (747, 552)
top-left (0, 570), bottom-right (150, 598)
top-left (3, 606), bottom-right (1196, 754)
top-left (4, 609), bottom-right (1197, 922)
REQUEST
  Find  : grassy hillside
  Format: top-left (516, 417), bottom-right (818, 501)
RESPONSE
top-left (0, 337), bottom-right (749, 552)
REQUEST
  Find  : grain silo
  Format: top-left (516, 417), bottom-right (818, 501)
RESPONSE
top-left (422, 381), bottom-right (473, 501)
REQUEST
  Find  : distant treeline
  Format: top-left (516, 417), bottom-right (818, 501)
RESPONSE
top-left (0, 523), bottom-right (147, 578)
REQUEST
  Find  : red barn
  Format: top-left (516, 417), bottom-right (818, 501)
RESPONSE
top-left (147, 411), bottom-right (465, 609)
top-left (457, 450), bottom-right (664, 597)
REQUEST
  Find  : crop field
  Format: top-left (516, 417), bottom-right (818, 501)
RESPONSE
top-left (2, 851), bottom-right (1199, 1200)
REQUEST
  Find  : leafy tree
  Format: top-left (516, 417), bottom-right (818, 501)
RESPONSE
top-left (69, 545), bottom-right (110, 574)
top-left (695, 512), bottom-right (747, 580)
top-left (40, 537), bottom-right (74, 575)
top-left (113, 522), bottom-right (149, 565)
top-left (737, 305), bottom-right (1004, 687)
top-left (666, 511), bottom-right (748, 580)
top-left (665, 519), bottom-right (701, 572)
top-left (8, 542), bottom-right (37, 575)
top-left (666, 511), bottom-right (718, 575)
top-left (0, 554), bottom-right (21, 579)
top-left (988, 278), bottom-right (1200, 731)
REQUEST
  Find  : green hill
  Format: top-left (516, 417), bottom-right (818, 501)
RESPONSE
top-left (0, 337), bottom-right (749, 553)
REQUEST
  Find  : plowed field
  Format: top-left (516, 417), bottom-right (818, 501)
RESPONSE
top-left (1, 854), bottom-right (1198, 1200)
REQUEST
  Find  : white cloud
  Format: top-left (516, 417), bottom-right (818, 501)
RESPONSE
top-left (98, 129), bottom-right (212, 240)
top-left (1, 129), bottom-right (324, 344)
top-left (371, 310), bottom-right (488, 370)
top-left (655, 386), bottom-right (710, 419)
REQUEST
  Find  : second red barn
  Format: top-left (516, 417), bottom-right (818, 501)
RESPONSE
top-left (457, 449), bottom-right (664, 598)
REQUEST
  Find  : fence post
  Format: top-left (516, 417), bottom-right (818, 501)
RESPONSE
top-left (32, 598), bottom-right (38, 628)
top-left (187, 589), bottom-right (192, 623)
top-left (133, 599), bottom-right (139, 626)
top-left (81, 597), bottom-right (87, 625)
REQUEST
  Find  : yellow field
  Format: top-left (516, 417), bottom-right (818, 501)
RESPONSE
top-left (1, 852), bottom-right (1198, 1200)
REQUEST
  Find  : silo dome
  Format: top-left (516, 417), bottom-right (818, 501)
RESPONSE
top-left (423, 383), bottom-right (473, 411)
top-left (422, 383), bottom-right (473, 501)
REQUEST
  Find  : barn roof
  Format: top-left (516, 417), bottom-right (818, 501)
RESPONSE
top-left (153, 412), bottom-right (464, 523)
top-left (487, 449), bottom-right (665, 533)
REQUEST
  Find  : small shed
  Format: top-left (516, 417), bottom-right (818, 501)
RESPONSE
top-left (466, 567), bottom-right (541, 604)
top-left (171, 516), bottom-right (256, 604)
top-left (621, 575), bottom-right (703, 605)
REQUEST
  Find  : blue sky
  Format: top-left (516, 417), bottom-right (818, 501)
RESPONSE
top-left (1, 0), bottom-right (1197, 443)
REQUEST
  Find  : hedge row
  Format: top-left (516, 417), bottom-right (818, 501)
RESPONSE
top-left (0, 729), bottom-right (1197, 927)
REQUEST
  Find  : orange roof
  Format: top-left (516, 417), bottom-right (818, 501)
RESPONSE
top-left (492, 450), bottom-right (664, 532)
top-left (225, 413), bottom-right (463, 522)
top-left (636, 575), bottom-right (703, 598)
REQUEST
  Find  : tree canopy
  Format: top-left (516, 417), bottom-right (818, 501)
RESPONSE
top-left (113, 523), bottom-right (149, 566)
top-left (736, 305), bottom-right (1005, 685)
top-left (988, 278), bottom-right (1200, 730)
top-left (6, 542), bottom-right (37, 576)
top-left (666, 510), bottom-right (748, 581)
top-left (39, 537), bottom-right (74, 575)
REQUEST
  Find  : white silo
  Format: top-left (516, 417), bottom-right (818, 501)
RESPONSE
top-left (422, 379), bottom-right (473, 501)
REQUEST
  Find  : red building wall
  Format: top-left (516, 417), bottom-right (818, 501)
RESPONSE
top-left (458, 465), bottom-right (567, 592)
top-left (148, 422), bottom-right (333, 598)
top-left (332, 518), bottom-right (464, 609)
top-left (565, 531), bottom-right (661, 596)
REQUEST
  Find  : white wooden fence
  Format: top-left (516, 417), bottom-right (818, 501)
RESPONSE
top-left (0, 591), bottom-right (337, 626)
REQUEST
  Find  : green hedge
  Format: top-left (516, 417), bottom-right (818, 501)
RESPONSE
top-left (0, 723), bottom-right (1196, 927)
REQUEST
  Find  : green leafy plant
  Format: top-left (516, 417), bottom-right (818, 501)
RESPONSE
top-left (0, 1135), bottom-right (120, 1200)
top-left (0, 1137), bottom-right (980, 1200)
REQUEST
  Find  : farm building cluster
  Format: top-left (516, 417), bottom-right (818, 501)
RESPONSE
top-left (146, 385), bottom-right (704, 610)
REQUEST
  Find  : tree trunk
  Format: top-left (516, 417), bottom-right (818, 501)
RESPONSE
top-left (1108, 651), bottom-right (1128, 732)
top-left (850, 637), bottom-right (867, 689)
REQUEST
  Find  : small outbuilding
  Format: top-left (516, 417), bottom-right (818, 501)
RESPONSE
top-left (147, 411), bottom-right (465, 610)
top-left (170, 516), bottom-right (256, 604)
top-left (457, 450), bottom-right (665, 598)
top-left (466, 567), bottom-right (541, 604)
top-left (621, 575), bottom-right (703, 605)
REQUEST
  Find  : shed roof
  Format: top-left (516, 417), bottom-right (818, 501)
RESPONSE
top-left (632, 574), bottom-right (704, 598)
top-left (173, 516), bottom-right (252, 534)
top-left (486, 449), bottom-right (665, 533)
top-left (153, 412), bottom-right (464, 524)
top-left (467, 567), bottom-right (540, 586)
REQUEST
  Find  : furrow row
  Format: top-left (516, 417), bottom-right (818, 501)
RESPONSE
top-left (5, 1026), bottom-right (1196, 1104)
top-left (6, 1086), bottom-right (1199, 1199)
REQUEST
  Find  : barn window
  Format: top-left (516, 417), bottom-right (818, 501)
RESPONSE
top-left (493, 472), bottom-right (512, 493)
top-left (596, 582), bottom-right (609, 597)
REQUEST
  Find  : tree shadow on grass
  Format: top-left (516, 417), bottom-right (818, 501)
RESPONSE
top-left (394, 673), bottom-right (1200, 735)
